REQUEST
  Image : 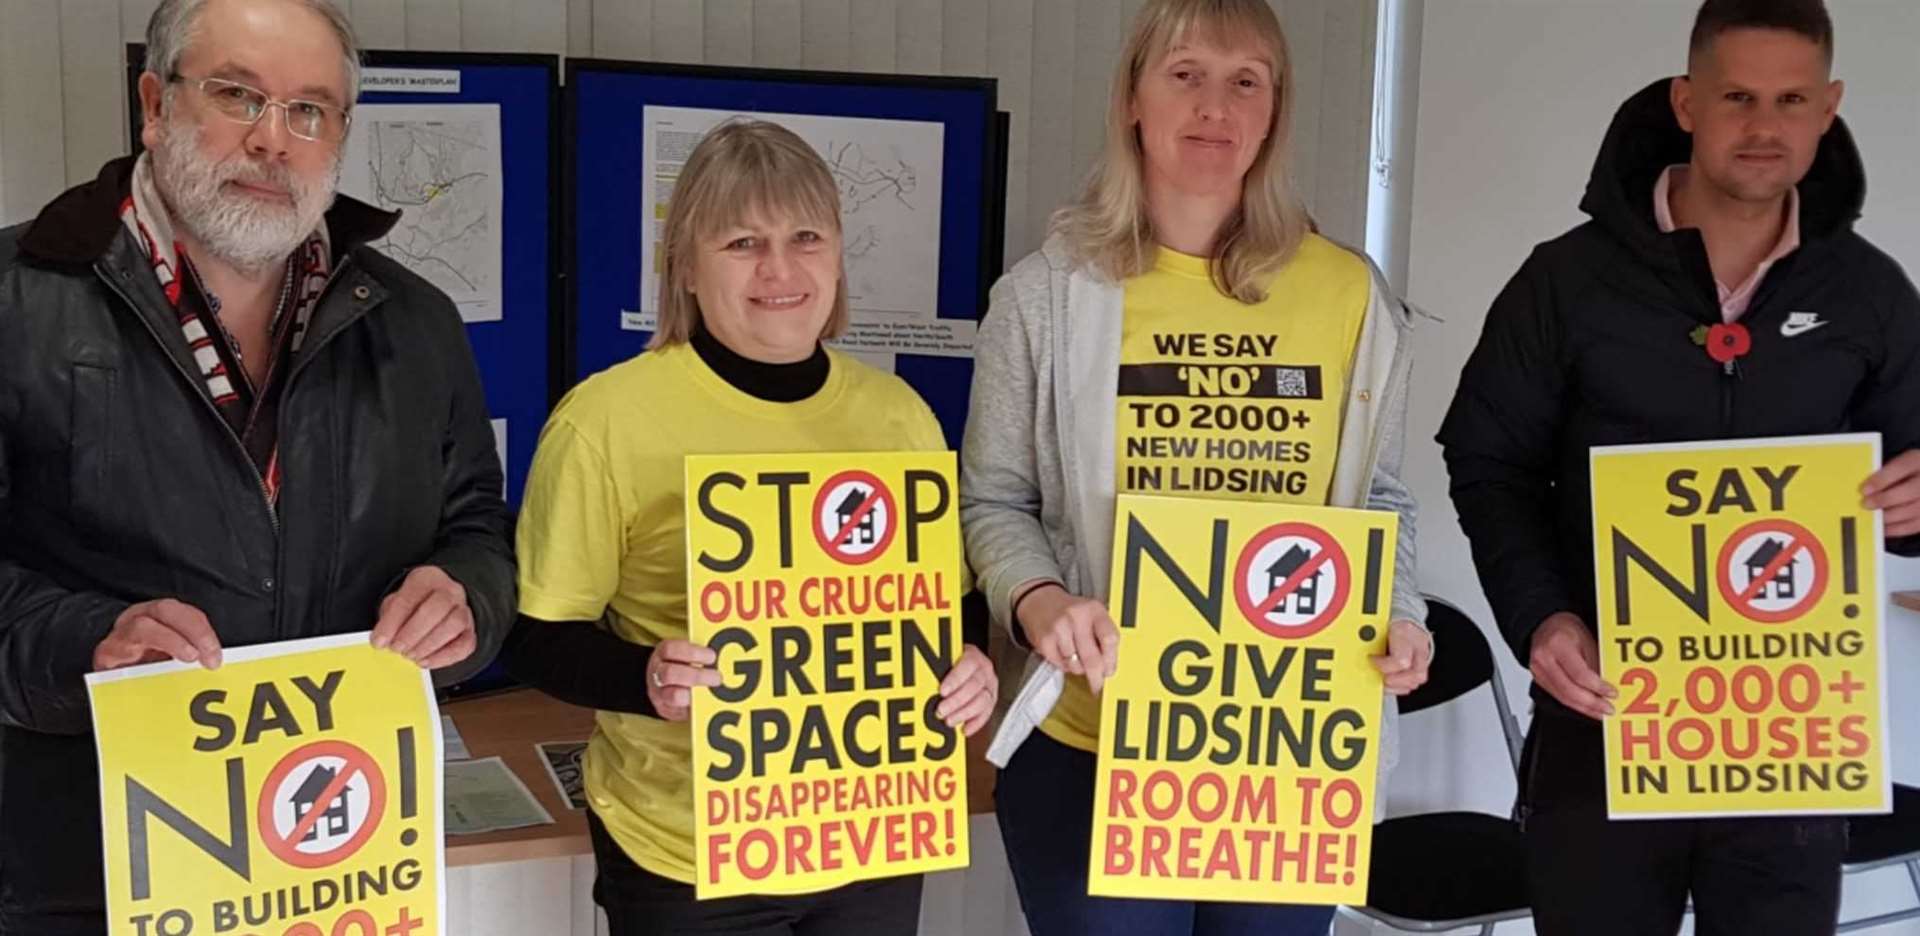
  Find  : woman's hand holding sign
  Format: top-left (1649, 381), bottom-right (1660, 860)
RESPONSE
top-left (1373, 619), bottom-right (1433, 696)
top-left (1016, 583), bottom-right (1121, 693)
top-left (936, 645), bottom-right (998, 735)
top-left (648, 639), bottom-right (723, 721)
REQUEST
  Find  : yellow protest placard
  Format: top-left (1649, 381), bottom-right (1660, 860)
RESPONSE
top-left (1591, 433), bottom-right (1888, 819)
top-left (684, 452), bottom-right (969, 899)
top-left (86, 633), bottom-right (443, 936)
top-left (1089, 495), bottom-right (1394, 905)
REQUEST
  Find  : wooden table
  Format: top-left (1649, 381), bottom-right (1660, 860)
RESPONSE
top-left (1894, 591), bottom-right (1920, 613)
top-left (442, 688), bottom-right (999, 868)
top-left (442, 689), bottom-right (597, 867)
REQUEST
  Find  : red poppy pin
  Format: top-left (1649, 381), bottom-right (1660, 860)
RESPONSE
top-left (1691, 323), bottom-right (1752, 365)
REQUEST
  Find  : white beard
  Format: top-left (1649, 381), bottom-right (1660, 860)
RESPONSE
top-left (150, 115), bottom-right (339, 277)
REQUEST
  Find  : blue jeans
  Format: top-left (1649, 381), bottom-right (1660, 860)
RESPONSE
top-left (994, 731), bottom-right (1336, 936)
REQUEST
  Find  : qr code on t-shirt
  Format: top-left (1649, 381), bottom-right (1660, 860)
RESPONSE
top-left (1272, 367), bottom-right (1311, 398)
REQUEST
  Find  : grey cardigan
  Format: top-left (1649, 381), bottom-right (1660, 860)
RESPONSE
top-left (961, 234), bottom-right (1427, 778)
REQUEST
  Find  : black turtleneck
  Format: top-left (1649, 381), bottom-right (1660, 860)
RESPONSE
top-left (689, 324), bottom-right (829, 402)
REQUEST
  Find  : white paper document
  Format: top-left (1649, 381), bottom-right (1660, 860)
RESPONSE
top-left (339, 103), bottom-right (505, 324)
top-left (441, 715), bottom-right (471, 761)
top-left (631, 105), bottom-right (971, 364)
top-left (444, 756), bottom-right (554, 835)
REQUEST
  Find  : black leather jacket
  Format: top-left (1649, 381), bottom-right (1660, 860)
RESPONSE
top-left (0, 156), bottom-right (515, 927)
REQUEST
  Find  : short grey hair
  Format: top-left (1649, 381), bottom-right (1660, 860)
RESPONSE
top-left (146, 0), bottom-right (362, 108)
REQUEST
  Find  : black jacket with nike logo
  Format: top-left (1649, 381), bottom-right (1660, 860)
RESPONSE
top-left (1438, 79), bottom-right (1920, 689)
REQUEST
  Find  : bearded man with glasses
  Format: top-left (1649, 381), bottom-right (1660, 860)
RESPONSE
top-left (0, 1), bottom-right (514, 929)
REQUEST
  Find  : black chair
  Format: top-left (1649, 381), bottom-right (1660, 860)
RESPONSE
top-left (1837, 784), bottom-right (1920, 931)
top-left (1337, 596), bottom-right (1533, 935)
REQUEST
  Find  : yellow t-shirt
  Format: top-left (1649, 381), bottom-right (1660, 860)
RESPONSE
top-left (516, 342), bottom-right (949, 883)
top-left (1039, 235), bottom-right (1371, 752)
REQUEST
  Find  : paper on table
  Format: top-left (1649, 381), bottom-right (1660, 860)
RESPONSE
top-left (444, 756), bottom-right (554, 836)
top-left (441, 715), bottom-right (471, 761)
top-left (536, 741), bottom-right (588, 811)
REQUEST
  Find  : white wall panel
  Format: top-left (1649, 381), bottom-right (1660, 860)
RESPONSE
top-left (402, 0), bottom-right (464, 50)
top-left (704, 0), bottom-right (756, 66)
top-left (800, 0), bottom-right (852, 71)
top-left (61, 0), bottom-right (129, 187)
top-left (938, 0), bottom-right (985, 78)
top-left (348, 1), bottom-right (408, 48)
top-left (848, 0), bottom-right (897, 72)
top-left (649, 0), bottom-right (704, 65)
top-left (5, 0), bottom-right (1377, 264)
top-left (897, 0), bottom-right (943, 74)
top-left (0, 0), bottom-right (68, 224)
top-left (460, 0), bottom-right (568, 55)
top-left (751, 0), bottom-right (804, 69)
top-left (1023, 0), bottom-right (1077, 250)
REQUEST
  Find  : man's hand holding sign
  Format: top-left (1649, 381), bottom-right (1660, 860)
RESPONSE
top-left (94, 599), bottom-right (227, 672)
top-left (1529, 612), bottom-right (1620, 721)
top-left (94, 566), bottom-right (480, 675)
top-left (1861, 448), bottom-right (1920, 537)
top-left (372, 566), bottom-right (481, 669)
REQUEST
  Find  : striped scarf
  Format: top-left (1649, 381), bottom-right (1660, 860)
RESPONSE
top-left (118, 154), bottom-right (332, 506)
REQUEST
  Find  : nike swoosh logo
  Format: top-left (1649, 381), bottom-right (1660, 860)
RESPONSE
top-left (1781, 320), bottom-right (1829, 338)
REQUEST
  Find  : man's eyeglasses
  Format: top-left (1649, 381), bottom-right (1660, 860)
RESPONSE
top-left (171, 75), bottom-right (351, 143)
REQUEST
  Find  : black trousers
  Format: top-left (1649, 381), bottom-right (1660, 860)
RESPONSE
top-left (587, 811), bottom-right (924, 936)
top-left (1520, 708), bottom-right (1847, 936)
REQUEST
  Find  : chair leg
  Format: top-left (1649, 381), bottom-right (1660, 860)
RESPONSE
top-left (1908, 858), bottom-right (1920, 900)
top-left (1478, 924), bottom-right (1495, 936)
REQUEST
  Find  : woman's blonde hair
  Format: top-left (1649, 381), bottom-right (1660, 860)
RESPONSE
top-left (648, 120), bottom-right (850, 348)
top-left (1052, 0), bottom-right (1312, 303)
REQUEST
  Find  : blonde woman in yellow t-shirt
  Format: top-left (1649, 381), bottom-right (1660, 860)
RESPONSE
top-left (504, 121), bottom-right (997, 936)
top-left (962, 1), bottom-right (1433, 933)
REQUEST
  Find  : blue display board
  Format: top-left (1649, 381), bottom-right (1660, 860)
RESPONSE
top-left (126, 48), bottom-right (560, 506)
top-left (566, 60), bottom-right (1002, 446)
top-left (355, 52), bottom-right (559, 507)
